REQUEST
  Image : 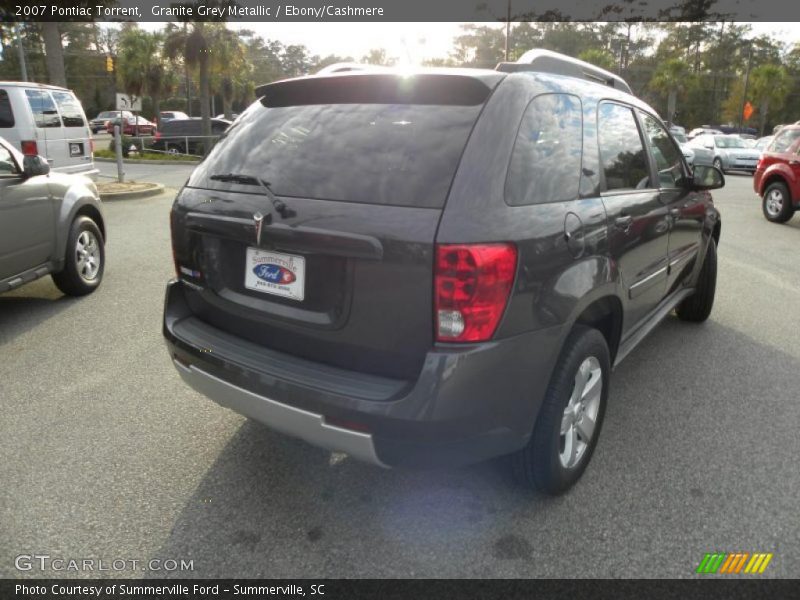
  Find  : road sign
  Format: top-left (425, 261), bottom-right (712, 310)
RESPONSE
top-left (116, 93), bottom-right (142, 111)
top-left (743, 101), bottom-right (754, 121)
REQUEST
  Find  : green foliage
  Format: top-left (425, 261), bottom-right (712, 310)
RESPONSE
top-left (578, 49), bottom-right (616, 72)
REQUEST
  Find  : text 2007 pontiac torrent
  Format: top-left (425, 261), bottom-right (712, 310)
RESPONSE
top-left (163, 50), bottom-right (723, 494)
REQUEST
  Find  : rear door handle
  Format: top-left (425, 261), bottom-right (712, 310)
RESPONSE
top-left (614, 215), bottom-right (633, 230)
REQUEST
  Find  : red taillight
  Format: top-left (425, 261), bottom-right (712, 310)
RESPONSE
top-left (154, 131), bottom-right (161, 140)
top-left (21, 140), bottom-right (37, 155)
top-left (89, 138), bottom-right (94, 153)
top-left (434, 243), bottom-right (517, 343)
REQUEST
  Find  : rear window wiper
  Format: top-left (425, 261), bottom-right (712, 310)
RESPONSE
top-left (209, 173), bottom-right (296, 218)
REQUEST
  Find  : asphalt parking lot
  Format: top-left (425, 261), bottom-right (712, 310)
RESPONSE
top-left (1, 168), bottom-right (798, 579)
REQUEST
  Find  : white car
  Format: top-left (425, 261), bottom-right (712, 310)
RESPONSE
top-left (0, 81), bottom-right (96, 178)
top-left (689, 133), bottom-right (760, 174)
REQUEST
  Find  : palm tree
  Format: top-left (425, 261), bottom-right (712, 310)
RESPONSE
top-left (207, 24), bottom-right (249, 120)
top-left (749, 64), bottom-right (791, 136)
top-left (165, 23), bottom-right (213, 142)
top-left (651, 58), bottom-right (690, 124)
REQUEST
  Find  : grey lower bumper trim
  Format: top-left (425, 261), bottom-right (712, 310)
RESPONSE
top-left (172, 359), bottom-right (388, 468)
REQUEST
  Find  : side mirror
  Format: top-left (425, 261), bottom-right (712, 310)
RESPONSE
top-left (691, 164), bottom-right (725, 191)
top-left (22, 154), bottom-right (50, 178)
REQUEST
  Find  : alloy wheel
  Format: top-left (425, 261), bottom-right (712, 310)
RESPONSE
top-left (559, 356), bottom-right (603, 469)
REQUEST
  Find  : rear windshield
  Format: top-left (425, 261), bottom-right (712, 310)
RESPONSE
top-left (190, 74), bottom-right (493, 208)
top-left (190, 101), bottom-right (482, 208)
top-left (25, 89), bottom-right (60, 128)
top-left (51, 91), bottom-right (86, 127)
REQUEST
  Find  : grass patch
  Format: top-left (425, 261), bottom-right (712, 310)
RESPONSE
top-left (94, 149), bottom-right (198, 162)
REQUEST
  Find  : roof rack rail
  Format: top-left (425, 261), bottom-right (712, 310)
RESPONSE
top-left (495, 49), bottom-right (632, 96)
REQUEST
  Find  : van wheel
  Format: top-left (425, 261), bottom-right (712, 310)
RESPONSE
top-left (676, 239), bottom-right (716, 322)
top-left (52, 216), bottom-right (105, 296)
top-left (762, 182), bottom-right (794, 223)
top-left (511, 325), bottom-right (609, 495)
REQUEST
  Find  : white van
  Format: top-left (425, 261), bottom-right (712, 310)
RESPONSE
top-left (0, 81), bottom-right (97, 178)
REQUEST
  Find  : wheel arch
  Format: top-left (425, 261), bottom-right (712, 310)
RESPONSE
top-left (759, 170), bottom-right (793, 199)
top-left (571, 295), bottom-right (624, 365)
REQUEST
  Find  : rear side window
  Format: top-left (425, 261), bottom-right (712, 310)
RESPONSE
top-left (640, 112), bottom-right (685, 188)
top-left (25, 89), bottom-right (60, 128)
top-left (51, 91), bottom-right (86, 127)
top-left (0, 90), bottom-right (14, 128)
top-left (193, 102), bottom-right (482, 208)
top-left (597, 103), bottom-right (651, 191)
top-left (505, 94), bottom-right (583, 206)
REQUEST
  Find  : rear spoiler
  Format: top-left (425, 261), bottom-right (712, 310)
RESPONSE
top-left (255, 73), bottom-right (494, 107)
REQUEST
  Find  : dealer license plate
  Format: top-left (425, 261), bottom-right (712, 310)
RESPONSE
top-left (244, 247), bottom-right (305, 301)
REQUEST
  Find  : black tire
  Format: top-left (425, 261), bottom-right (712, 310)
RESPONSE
top-left (762, 181), bottom-right (794, 223)
top-left (713, 157), bottom-right (724, 173)
top-left (511, 325), bottom-right (610, 495)
top-left (676, 239), bottom-right (717, 322)
top-left (52, 216), bottom-right (105, 296)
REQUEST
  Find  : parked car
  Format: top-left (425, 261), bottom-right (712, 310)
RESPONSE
top-left (163, 50), bottom-right (723, 495)
top-left (149, 117), bottom-right (231, 155)
top-left (753, 125), bottom-right (800, 223)
top-left (0, 81), bottom-right (97, 178)
top-left (90, 110), bottom-right (131, 134)
top-left (687, 127), bottom-right (723, 140)
top-left (159, 111), bottom-right (190, 125)
top-left (105, 115), bottom-right (157, 135)
top-left (672, 130), bottom-right (713, 166)
top-left (754, 136), bottom-right (774, 160)
top-left (689, 133), bottom-right (760, 174)
top-left (0, 136), bottom-right (106, 296)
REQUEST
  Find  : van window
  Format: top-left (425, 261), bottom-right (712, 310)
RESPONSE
top-left (505, 93), bottom-right (583, 205)
top-left (597, 103), bottom-right (651, 191)
top-left (0, 90), bottom-right (14, 128)
top-left (25, 90), bottom-right (60, 128)
top-left (51, 91), bottom-right (86, 127)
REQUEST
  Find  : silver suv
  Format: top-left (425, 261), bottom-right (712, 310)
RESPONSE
top-left (0, 136), bottom-right (106, 296)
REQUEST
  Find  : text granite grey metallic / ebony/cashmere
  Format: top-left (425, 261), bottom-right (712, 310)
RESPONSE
top-left (163, 50), bottom-right (723, 495)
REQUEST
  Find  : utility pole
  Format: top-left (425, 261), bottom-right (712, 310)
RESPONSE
top-left (14, 23), bottom-right (28, 82)
top-left (738, 44), bottom-right (753, 133)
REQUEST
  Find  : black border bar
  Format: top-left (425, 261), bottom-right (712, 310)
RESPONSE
top-left (3, 579), bottom-right (800, 600)
top-left (2, 0), bottom-right (800, 22)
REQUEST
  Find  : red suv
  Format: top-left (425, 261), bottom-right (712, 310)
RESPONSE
top-left (754, 125), bottom-right (800, 223)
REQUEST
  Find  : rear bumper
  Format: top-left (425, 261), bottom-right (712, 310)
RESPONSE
top-left (173, 358), bottom-right (388, 466)
top-left (163, 279), bottom-right (566, 468)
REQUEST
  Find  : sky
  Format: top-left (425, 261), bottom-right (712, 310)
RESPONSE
top-left (133, 22), bottom-right (800, 65)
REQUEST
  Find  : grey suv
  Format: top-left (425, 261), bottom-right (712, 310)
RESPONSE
top-left (163, 50), bottom-right (723, 494)
top-left (0, 137), bottom-right (105, 296)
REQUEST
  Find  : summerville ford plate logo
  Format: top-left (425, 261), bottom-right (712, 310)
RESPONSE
top-left (696, 552), bottom-right (773, 574)
top-left (253, 263), bottom-right (297, 284)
